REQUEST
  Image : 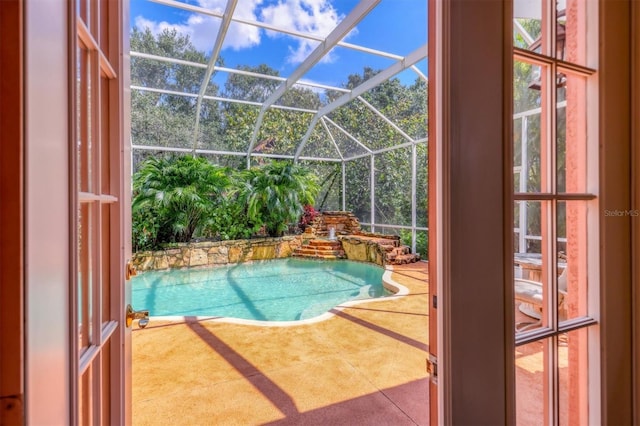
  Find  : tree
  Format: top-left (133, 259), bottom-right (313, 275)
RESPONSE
top-left (238, 161), bottom-right (320, 237)
top-left (130, 28), bottom-right (223, 152)
top-left (130, 39), bottom-right (429, 247)
top-left (329, 68), bottom-right (428, 228)
top-left (132, 155), bottom-right (230, 244)
top-left (220, 64), bottom-right (322, 160)
top-left (223, 64), bottom-right (280, 102)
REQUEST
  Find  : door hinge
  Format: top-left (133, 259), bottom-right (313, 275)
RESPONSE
top-left (427, 354), bottom-right (438, 384)
top-left (432, 294), bottom-right (437, 309)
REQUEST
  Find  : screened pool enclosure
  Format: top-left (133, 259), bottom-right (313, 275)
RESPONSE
top-left (130, 0), bottom-right (428, 255)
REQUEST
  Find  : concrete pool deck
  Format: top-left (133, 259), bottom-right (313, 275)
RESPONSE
top-left (132, 261), bottom-right (430, 425)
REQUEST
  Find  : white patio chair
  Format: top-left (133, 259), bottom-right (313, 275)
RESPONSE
top-left (515, 267), bottom-right (567, 331)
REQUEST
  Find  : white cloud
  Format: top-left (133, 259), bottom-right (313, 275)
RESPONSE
top-left (134, 0), bottom-right (353, 63)
top-left (220, 0), bottom-right (263, 50)
top-left (134, 0), bottom-right (262, 53)
top-left (260, 0), bottom-right (350, 64)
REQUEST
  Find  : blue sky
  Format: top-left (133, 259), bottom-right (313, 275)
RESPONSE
top-left (130, 0), bottom-right (427, 89)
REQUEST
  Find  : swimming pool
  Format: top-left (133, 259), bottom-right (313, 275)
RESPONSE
top-left (132, 258), bottom-right (403, 323)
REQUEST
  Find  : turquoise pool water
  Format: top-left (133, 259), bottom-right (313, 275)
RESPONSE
top-left (132, 258), bottom-right (390, 321)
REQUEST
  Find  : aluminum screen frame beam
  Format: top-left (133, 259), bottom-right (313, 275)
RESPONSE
top-left (321, 118), bottom-right (345, 161)
top-left (323, 116), bottom-right (373, 156)
top-left (191, 0), bottom-right (238, 152)
top-left (411, 65), bottom-right (428, 82)
top-left (132, 144), bottom-right (343, 163)
top-left (356, 96), bottom-right (415, 143)
top-left (294, 44), bottom-right (427, 160)
top-left (130, 52), bottom-right (352, 96)
top-left (131, 85), bottom-right (319, 113)
top-left (345, 138), bottom-right (426, 161)
top-left (150, 0), bottom-right (401, 61)
top-left (246, 0), bottom-right (381, 166)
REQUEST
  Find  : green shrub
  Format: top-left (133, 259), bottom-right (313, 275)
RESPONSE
top-left (132, 156), bottom-right (324, 247)
top-left (400, 229), bottom-right (428, 259)
top-left (132, 155), bottom-right (230, 245)
top-left (132, 203), bottom-right (161, 251)
top-left (200, 196), bottom-right (261, 240)
top-left (239, 161), bottom-right (320, 237)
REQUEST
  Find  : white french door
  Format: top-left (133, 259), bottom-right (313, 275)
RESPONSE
top-left (429, 0), bottom-right (602, 424)
top-left (511, 1), bottom-right (599, 424)
top-left (23, 0), bottom-right (130, 423)
top-left (73, 0), bottom-right (131, 423)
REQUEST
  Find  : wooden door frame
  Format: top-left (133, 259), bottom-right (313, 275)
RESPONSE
top-left (599, 0), bottom-right (640, 424)
top-left (0, 0), bottom-right (24, 423)
top-left (431, 0), bottom-right (514, 423)
top-left (634, 2), bottom-right (640, 421)
top-left (426, 0), bottom-right (437, 422)
top-left (430, 0), bottom-right (639, 424)
top-left (22, 0), bottom-right (72, 423)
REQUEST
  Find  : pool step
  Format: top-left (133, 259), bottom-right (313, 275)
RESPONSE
top-left (293, 236), bottom-right (420, 265)
top-left (293, 239), bottom-right (346, 260)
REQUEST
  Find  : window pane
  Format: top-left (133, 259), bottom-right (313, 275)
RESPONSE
top-left (514, 61), bottom-right (548, 194)
top-left (101, 341), bottom-right (112, 425)
top-left (516, 338), bottom-right (549, 425)
top-left (557, 72), bottom-right (588, 194)
top-left (559, 328), bottom-right (590, 425)
top-left (514, 200), bottom-right (544, 257)
top-left (514, 112), bottom-right (543, 193)
top-left (560, 1), bottom-right (587, 66)
top-left (514, 116), bottom-right (523, 170)
top-left (78, 46), bottom-right (93, 193)
top-left (79, 368), bottom-right (91, 425)
top-left (99, 0), bottom-right (109, 55)
top-left (514, 61), bottom-right (544, 115)
top-left (101, 204), bottom-right (111, 325)
top-left (558, 200), bottom-right (590, 322)
top-left (514, 201), bottom-right (521, 249)
top-left (77, 0), bottom-right (89, 28)
top-left (514, 0), bottom-right (545, 55)
top-left (78, 202), bottom-right (93, 354)
top-left (515, 201), bottom-right (552, 333)
top-left (100, 76), bottom-right (111, 194)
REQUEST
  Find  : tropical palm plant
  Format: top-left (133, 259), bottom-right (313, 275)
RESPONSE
top-left (239, 161), bottom-right (320, 237)
top-left (132, 155), bottom-right (230, 244)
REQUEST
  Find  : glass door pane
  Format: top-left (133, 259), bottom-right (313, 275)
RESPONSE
top-left (74, 0), bottom-right (124, 423)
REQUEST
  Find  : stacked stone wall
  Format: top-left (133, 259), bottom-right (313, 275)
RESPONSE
top-left (338, 236), bottom-right (387, 266)
top-left (133, 211), bottom-right (418, 271)
top-left (132, 236), bottom-right (303, 272)
top-left (308, 211), bottom-right (362, 236)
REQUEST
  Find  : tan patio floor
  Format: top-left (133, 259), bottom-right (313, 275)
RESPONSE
top-left (132, 261), bottom-right (430, 425)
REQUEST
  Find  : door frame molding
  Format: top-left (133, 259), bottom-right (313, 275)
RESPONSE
top-left (632, 1), bottom-right (640, 422)
top-left (598, 0), bottom-right (637, 424)
top-left (23, 0), bottom-right (72, 423)
top-left (0, 0), bottom-right (25, 423)
top-left (433, 0), bottom-right (515, 423)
